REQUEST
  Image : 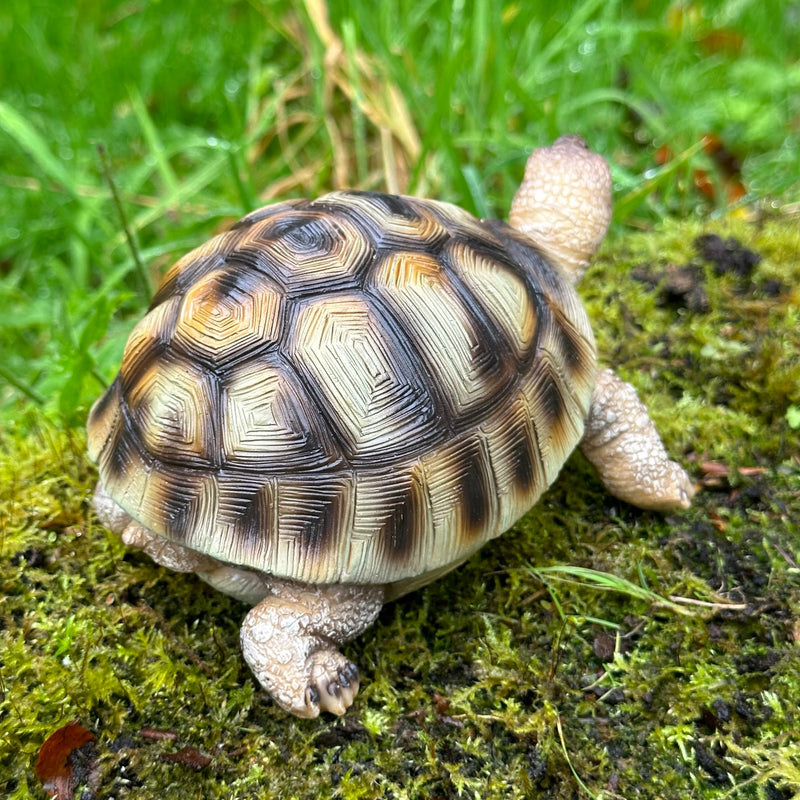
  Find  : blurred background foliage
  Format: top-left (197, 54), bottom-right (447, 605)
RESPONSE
top-left (0, 0), bottom-right (797, 425)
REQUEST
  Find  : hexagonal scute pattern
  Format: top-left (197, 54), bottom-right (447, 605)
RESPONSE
top-left (173, 268), bottom-right (282, 368)
top-left (88, 191), bottom-right (596, 586)
top-left (221, 354), bottom-right (340, 470)
top-left (232, 208), bottom-right (376, 294)
top-left (288, 292), bottom-right (444, 461)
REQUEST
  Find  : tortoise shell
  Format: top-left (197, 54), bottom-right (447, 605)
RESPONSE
top-left (87, 191), bottom-right (597, 590)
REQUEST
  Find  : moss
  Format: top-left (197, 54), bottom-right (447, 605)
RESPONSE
top-left (1, 215), bottom-right (798, 799)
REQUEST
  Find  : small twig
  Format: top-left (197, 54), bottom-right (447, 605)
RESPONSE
top-left (95, 142), bottom-right (151, 300)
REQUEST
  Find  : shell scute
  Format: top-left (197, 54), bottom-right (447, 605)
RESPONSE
top-left (370, 250), bottom-right (514, 421)
top-left (348, 469), bottom-right (431, 577)
top-left (288, 292), bottom-right (443, 462)
top-left (274, 474), bottom-right (356, 583)
top-left (126, 354), bottom-right (221, 469)
top-left (314, 191), bottom-right (451, 251)
top-left (446, 241), bottom-right (538, 362)
top-left (221, 354), bottom-right (340, 470)
top-left (172, 267), bottom-right (283, 369)
top-left (118, 296), bottom-right (179, 396)
top-left (150, 233), bottom-right (243, 310)
top-left (239, 208), bottom-right (376, 294)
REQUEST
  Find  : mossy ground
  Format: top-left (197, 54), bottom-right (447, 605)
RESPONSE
top-left (1, 214), bottom-right (798, 799)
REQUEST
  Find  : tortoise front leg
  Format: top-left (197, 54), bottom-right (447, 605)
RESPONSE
top-left (240, 579), bottom-right (384, 718)
top-left (580, 369), bottom-right (695, 511)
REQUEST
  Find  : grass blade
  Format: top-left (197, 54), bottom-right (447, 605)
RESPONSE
top-left (0, 362), bottom-right (45, 406)
top-left (534, 0), bottom-right (611, 71)
top-left (0, 101), bottom-right (84, 203)
top-left (128, 86), bottom-right (179, 195)
top-left (530, 564), bottom-right (694, 615)
top-left (342, 19), bottom-right (368, 185)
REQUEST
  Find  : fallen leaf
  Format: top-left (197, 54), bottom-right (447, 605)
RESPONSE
top-left (652, 135), bottom-right (746, 205)
top-left (35, 722), bottom-right (95, 800)
top-left (697, 29), bottom-right (745, 57)
top-left (701, 461), bottom-right (731, 478)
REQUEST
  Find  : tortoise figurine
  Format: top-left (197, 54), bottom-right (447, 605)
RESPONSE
top-left (87, 136), bottom-right (695, 718)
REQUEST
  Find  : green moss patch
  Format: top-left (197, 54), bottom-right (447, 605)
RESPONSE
top-left (1, 215), bottom-right (798, 799)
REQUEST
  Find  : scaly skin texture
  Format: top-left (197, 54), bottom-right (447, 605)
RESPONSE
top-left (509, 135), bottom-right (612, 284)
top-left (240, 582), bottom-right (384, 718)
top-left (580, 369), bottom-right (695, 511)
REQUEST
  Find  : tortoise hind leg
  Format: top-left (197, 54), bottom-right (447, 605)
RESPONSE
top-left (580, 369), bottom-right (695, 511)
top-left (240, 580), bottom-right (384, 718)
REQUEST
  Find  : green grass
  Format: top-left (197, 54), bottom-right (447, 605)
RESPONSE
top-left (1, 1), bottom-right (799, 798)
top-left (0, 0), bottom-right (798, 423)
